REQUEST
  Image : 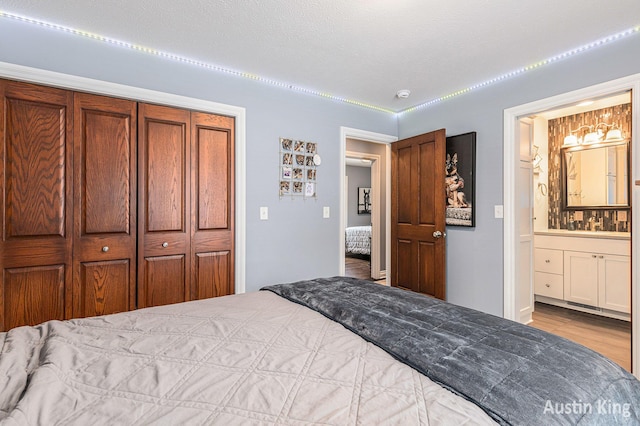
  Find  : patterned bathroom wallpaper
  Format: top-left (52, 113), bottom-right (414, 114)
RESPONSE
top-left (547, 103), bottom-right (631, 232)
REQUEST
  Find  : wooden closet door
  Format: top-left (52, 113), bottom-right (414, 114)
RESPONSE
top-left (138, 103), bottom-right (191, 308)
top-left (190, 112), bottom-right (235, 299)
top-left (73, 93), bottom-right (137, 318)
top-left (0, 80), bottom-right (73, 331)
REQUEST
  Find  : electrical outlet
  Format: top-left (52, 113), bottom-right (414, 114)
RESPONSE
top-left (323, 206), bottom-right (330, 218)
top-left (494, 205), bottom-right (504, 219)
top-left (260, 207), bottom-right (268, 220)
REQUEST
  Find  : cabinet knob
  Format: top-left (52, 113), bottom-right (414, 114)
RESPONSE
top-left (545, 259), bottom-right (550, 263)
top-left (102, 246), bottom-right (109, 252)
top-left (592, 254), bottom-right (597, 258)
top-left (545, 283), bottom-right (550, 288)
top-left (598, 255), bottom-right (604, 259)
top-left (162, 242), bottom-right (169, 248)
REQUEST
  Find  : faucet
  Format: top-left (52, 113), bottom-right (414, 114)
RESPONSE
top-left (588, 217), bottom-right (602, 231)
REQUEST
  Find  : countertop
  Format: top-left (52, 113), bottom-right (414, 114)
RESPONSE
top-left (534, 229), bottom-right (630, 240)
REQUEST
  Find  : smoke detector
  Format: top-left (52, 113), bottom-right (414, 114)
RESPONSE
top-left (396, 89), bottom-right (411, 99)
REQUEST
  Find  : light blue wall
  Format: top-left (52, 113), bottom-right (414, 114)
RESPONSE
top-left (0, 19), bottom-right (398, 293)
top-left (398, 35), bottom-right (640, 316)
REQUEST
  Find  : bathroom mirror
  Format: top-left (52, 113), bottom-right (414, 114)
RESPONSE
top-left (561, 140), bottom-right (630, 209)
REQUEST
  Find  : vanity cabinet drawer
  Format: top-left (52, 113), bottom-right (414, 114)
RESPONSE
top-left (534, 248), bottom-right (563, 274)
top-left (534, 271), bottom-right (564, 299)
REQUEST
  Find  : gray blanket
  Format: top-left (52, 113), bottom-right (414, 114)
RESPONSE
top-left (262, 277), bottom-right (640, 425)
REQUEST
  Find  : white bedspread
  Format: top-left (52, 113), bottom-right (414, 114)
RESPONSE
top-left (0, 291), bottom-right (494, 425)
top-left (345, 225), bottom-right (371, 255)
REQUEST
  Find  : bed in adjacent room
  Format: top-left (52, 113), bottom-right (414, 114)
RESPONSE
top-left (345, 225), bottom-right (371, 256)
top-left (1, 277), bottom-right (639, 425)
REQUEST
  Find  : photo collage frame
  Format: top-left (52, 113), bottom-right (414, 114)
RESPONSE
top-left (279, 138), bottom-right (318, 198)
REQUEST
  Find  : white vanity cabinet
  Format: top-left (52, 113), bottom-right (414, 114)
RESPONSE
top-left (534, 248), bottom-right (564, 299)
top-left (598, 254), bottom-right (631, 313)
top-left (534, 231), bottom-right (630, 320)
top-left (563, 251), bottom-right (599, 307)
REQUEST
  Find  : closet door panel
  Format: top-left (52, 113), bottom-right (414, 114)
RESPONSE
top-left (73, 93), bottom-right (137, 318)
top-left (0, 80), bottom-right (73, 330)
top-left (78, 260), bottom-right (130, 317)
top-left (2, 265), bottom-right (66, 331)
top-left (195, 251), bottom-right (231, 299)
top-left (191, 112), bottom-right (235, 299)
top-left (138, 103), bottom-right (190, 307)
top-left (142, 255), bottom-right (186, 307)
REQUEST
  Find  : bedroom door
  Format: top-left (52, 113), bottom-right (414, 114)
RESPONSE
top-left (391, 129), bottom-right (447, 299)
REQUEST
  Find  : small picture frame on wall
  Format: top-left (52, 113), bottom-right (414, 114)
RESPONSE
top-left (445, 132), bottom-right (476, 227)
top-left (357, 187), bottom-right (371, 214)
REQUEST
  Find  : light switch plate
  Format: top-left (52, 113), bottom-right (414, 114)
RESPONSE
top-left (323, 206), bottom-right (330, 218)
top-left (260, 207), bottom-right (268, 220)
top-left (494, 205), bottom-right (504, 219)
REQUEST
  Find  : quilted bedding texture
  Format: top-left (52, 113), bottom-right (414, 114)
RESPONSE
top-left (264, 277), bottom-right (640, 426)
top-left (345, 226), bottom-right (371, 256)
top-left (0, 290), bottom-right (494, 425)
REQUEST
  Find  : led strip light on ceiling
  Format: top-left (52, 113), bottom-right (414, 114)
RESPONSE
top-left (400, 25), bottom-right (640, 116)
top-left (1, 11), bottom-right (638, 116)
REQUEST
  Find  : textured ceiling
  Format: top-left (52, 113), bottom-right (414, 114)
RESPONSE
top-left (1, 0), bottom-right (639, 112)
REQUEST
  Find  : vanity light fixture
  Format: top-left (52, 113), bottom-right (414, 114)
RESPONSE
top-left (563, 125), bottom-right (591, 146)
top-left (563, 122), bottom-right (624, 146)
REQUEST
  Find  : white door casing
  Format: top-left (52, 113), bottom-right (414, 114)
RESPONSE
top-left (340, 127), bottom-right (396, 280)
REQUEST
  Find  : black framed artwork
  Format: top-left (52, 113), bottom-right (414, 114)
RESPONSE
top-left (357, 187), bottom-right (371, 214)
top-left (445, 132), bottom-right (476, 227)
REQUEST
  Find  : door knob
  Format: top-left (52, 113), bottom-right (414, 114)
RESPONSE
top-left (433, 231), bottom-right (443, 239)
top-left (102, 246), bottom-right (109, 252)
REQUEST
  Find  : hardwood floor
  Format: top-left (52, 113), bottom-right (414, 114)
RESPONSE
top-left (529, 302), bottom-right (631, 372)
top-left (345, 255), bottom-right (372, 280)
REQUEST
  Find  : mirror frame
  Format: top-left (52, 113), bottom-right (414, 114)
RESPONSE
top-left (561, 139), bottom-right (631, 210)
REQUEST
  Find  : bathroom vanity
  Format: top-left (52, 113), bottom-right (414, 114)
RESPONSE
top-left (534, 230), bottom-right (630, 321)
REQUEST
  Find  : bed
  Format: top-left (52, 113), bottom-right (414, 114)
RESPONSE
top-left (1, 277), bottom-right (639, 425)
top-left (345, 225), bottom-right (371, 256)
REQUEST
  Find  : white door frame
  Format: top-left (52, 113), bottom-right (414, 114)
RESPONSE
top-left (504, 73), bottom-right (640, 377)
top-left (0, 61), bottom-right (247, 294)
top-left (339, 127), bottom-right (396, 279)
top-left (346, 151), bottom-right (381, 278)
